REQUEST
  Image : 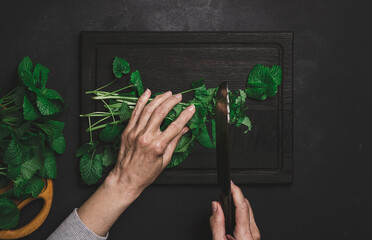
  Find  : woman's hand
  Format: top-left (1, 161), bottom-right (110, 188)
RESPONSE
top-left (77, 89), bottom-right (195, 237)
top-left (107, 89), bottom-right (195, 196)
top-left (210, 181), bottom-right (260, 240)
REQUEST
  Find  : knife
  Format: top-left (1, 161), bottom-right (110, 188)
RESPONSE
top-left (215, 81), bottom-right (235, 235)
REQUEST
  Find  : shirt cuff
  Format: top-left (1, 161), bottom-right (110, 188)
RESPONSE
top-left (47, 208), bottom-right (109, 240)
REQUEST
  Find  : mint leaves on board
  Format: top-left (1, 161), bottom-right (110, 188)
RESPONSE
top-left (0, 57), bottom-right (65, 230)
top-left (78, 57), bottom-right (282, 185)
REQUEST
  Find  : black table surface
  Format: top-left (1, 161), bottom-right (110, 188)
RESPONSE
top-left (1, 1), bottom-right (372, 239)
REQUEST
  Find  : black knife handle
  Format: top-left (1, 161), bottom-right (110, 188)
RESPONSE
top-left (220, 192), bottom-right (235, 236)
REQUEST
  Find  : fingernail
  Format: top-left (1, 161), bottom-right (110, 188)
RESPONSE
top-left (165, 91), bottom-right (172, 96)
top-left (145, 88), bottom-right (150, 95)
top-left (211, 202), bottom-right (217, 212)
top-left (187, 104), bottom-right (195, 111)
top-left (182, 127), bottom-right (189, 134)
top-left (174, 93), bottom-right (182, 99)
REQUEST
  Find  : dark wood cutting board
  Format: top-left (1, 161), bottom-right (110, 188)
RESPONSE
top-left (80, 32), bottom-right (293, 184)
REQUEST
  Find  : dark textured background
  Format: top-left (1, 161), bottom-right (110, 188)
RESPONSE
top-left (1, 0), bottom-right (371, 239)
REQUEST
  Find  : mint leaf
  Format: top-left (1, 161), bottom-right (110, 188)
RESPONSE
top-left (268, 65), bottom-right (282, 85)
top-left (168, 133), bottom-right (194, 168)
top-left (40, 88), bottom-right (63, 102)
top-left (4, 137), bottom-right (23, 165)
top-left (23, 95), bottom-right (40, 121)
top-left (39, 148), bottom-right (57, 179)
top-left (13, 176), bottom-right (45, 198)
top-left (99, 124), bottom-right (124, 143)
top-left (79, 153), bottom-right (103, 185)
top-left (0, 197), bottom-right (19, 230)
top-left (19, 69), bottom-right (39, 93)
top-left (36, 95), bottom-right (61, 115)
top-left (102, 145), bottom-right (116, 167)
top-left (21, 151), bottom-right (43, 180)
top-left (118, 102), bottom-right (132, 122)
top-left (17, 56), bottom-right (33, 78)
top-left (33, 63), bottom-right (49, 88)
top-left (113, 57), bottom-right (130, 78)
top-left (196, 124), bottom-right (214, 148)
top-left (246, 64), bottom-right (282, 100)
top-left (13, 86), bottom-right (25, 107)
top-left (7, 165), bottom-right (21, 180)
top-left (130, 70), bottom-right (144, 96)
top-left (76, 141), bottom-right (99, 157)
top-left (174, 132), bottom-right (194, 153)
top-left (51, 135), bottom-right (65, 154)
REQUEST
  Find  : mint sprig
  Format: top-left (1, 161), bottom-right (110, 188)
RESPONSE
top-left (0, 57), bottom-right (65, 230)
top-left (78, 57), bottom-right (282, 185)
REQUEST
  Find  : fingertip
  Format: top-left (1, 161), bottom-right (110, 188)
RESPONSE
top-left (186, 104), bottom-right (195, 112)
top-left (211, 201), bottom-right (217, 212)
top-left (182, 127), bottom-right (189, 135)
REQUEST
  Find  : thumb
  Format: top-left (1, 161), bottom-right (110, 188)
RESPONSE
top-left (210, 201), bottom-right (226, 240)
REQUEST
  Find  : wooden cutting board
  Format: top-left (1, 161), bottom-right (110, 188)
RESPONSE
top-left (80, 32), bottom-right (293, 184)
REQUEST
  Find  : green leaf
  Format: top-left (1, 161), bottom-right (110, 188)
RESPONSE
top-left (102, 145), bottom-right (116, 167)
top-left (21, 151), bottom-right (43, 180)
top-left (51, 135), bottom-right (65, 154)
top-left (79, 153), bottom-right (103, 185)
top-left (13, 86), bottom-right (25, 107)
top-left (168, 134), bottom-right (194, 168)
top-left (245, 64), bottom-right (282, 100)
top-left (4, 137), bottom-right (23, 165)
top-left (99, 124), bottom-right (124, 143)
top-left (19, 69), bottom-right (39, 93)
top-left (0, 197), bottom-right (19, 230)
top-left (268, 65), bottom-right (282, 85)
top-left (113, 57), bottom-right (130, 78)
top-left (174, 132), bottom-right (194, 153)
top-left (118, 102), bottom-right (132, 122)
top-left (33, 63), bottom-right (49, 88)
top-left (130, 70), bottom-right (144, 96)
top-left (23, 95), bottom-right (40, 121)
top-left (7, 165), bottom-right (21, 180)
top-left (39, 149), bottom-right (57, 179)
top-left (17, 56), bottom-right (33, 78)
top-left (40, 88), bottom-right (63, 102)
top-left (13, 176), bottom-right (45, 198)
top-left (195, 125), bottom-right (215, 148)
top-left (36, 95), bottom-right (61, 115)
top-left (76, 141), bottom-right (99, 157)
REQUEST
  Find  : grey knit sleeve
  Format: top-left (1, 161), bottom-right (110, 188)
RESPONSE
top-left (47, 208), bottom-right (109, 240)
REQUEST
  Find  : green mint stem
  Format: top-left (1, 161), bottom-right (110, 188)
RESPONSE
top-left (88, 116), bottom-right (93, 143)
top-left (90, 116), bottom-right (110, 128)
top-left (1, 88), bottom-right (16, 99)
top-left (102, 100), bottom-right (116, 122)
top-left (1, 100), bottom-right (14, 108)
top-left (110, 84), bottom-right (134, 94)
top-left (177, 88), bottom-right (198, 95)
top-left (88, 78), bottom-right (118, 93)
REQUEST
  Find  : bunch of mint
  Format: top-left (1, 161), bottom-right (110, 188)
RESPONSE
top-left (78, 57), bottom-right (281, 185)
top-left (0, 57), bottom-right (65, 229)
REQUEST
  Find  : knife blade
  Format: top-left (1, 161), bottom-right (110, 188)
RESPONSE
top-left (215, 81), bottom-right (235, 235)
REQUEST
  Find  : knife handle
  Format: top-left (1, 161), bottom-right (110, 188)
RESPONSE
top-left (220, 192), bottom-right (235, 236)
